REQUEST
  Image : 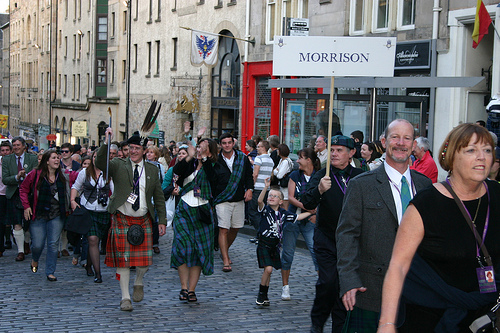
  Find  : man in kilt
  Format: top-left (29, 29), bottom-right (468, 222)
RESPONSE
top-left (96, 128), bottom-right (166, 311)
top-left (2, 136), bottom-right (39, 261)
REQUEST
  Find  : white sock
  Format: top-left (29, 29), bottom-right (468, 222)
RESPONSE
top-left (134, 266), bottom-right (149, 286)
top-left (13, 229), bottom-right (24, 253)
top-left (116, 267), bottom-right (131, 300)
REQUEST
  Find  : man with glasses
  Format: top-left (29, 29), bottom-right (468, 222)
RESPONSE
top-left (2, 137), bottom-right (39, 261)
top-left (60, 143), bottom-right (81, 172)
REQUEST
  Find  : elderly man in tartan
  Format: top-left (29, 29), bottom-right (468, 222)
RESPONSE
top-left (212, 132), bottom-right (254, 272)
top-left (96, 127), bottom-right (166, 312)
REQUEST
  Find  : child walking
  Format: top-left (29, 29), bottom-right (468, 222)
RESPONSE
top-left (256, 178), bottom-right (311, 306)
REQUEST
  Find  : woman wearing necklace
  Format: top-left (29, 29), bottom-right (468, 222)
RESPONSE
top-left (280, 148), bottom-right (320, 301)
top-left (20, 150), bottom-right (71, 281)
top-left (378, 123), bottom-right (500, 332)
top-left (70, 150), bottom-right (113, 283)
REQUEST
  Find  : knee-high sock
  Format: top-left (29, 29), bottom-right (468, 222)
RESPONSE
top-left (134, 266), bottom-right (149, 286)
top-left (116, 267), bottom-right (131, 300)
top-left (13, 229), bottom-right (24, 253)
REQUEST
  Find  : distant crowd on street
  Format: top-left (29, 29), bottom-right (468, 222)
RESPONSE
top-left (1, 117), bottom-right (500, 333)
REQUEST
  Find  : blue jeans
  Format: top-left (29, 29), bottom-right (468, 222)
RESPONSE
top-left (30, 216), bottom-right (64, 276)
top-left (281, 219), bottom-right (317, 271)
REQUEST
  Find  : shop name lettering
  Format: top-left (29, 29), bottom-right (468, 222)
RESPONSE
top-left (396, 46), bottom-right (419, 65)
top-left (298, 52), bottom-right (369, 63)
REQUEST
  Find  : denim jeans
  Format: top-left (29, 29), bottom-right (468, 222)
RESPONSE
top-left (30, 216), bottom-right (64, 276)
top-left (281, 219), bottom-right (317, 271)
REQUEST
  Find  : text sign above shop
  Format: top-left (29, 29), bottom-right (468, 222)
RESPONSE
top-left (395, 40), bottom-right (431, 70)
top-left (273, 36), bottom-right (396, 77)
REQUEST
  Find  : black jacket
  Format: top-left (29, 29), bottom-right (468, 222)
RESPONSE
top-left (301, 164), bottom-right (363, 240)
top-left (213, 150), bottom-right (254, 202)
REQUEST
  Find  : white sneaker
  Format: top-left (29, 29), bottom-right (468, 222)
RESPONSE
top-left (281, 285), bottom-right (291, 300)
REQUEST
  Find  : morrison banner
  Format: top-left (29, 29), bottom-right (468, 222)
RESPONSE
top-left (273, 36), bottom-right (396, 77)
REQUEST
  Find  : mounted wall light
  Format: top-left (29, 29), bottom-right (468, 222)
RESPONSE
top-left (77, 30), bottom-right (83, 36)
top-left (33, 44), bottom-right (40, 48)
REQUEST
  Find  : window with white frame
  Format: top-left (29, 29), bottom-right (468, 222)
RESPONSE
top-left (350, 0), bottom-right (366, 35)
top-left (265, 0), bottom-right (276, 44)
top-left (266, 0), bottom-right (309, 45)
top-left (398, 0), bottom-right (415, 29)
top-left (373, 0), bottom-right (389, 31)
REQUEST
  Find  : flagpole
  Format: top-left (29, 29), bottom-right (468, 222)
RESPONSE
top-left (180, 26), bottom-right (255, 44)
top-left (491, 21), bottom-right (500, 40)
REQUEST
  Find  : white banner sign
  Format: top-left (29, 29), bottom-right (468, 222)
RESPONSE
top-left (191, 30), bottom-right (219, 67)
top-left (273, 36), bottom-right (396, 77)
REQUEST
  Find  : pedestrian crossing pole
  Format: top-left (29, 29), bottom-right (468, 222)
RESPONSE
top-left (325, 76), bottom-right (334, 178)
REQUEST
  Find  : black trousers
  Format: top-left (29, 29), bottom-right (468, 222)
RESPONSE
top-left (0, 195), bottom-right (6, 252)
top-left (310, 228), bottom-right (346, 333)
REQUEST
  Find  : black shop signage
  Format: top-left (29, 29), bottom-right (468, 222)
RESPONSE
top-left (395, 40), bottom-right (431, 70)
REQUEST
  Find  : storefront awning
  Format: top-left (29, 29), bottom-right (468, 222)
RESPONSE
top-left (268, 77), bottom-right (484, 89)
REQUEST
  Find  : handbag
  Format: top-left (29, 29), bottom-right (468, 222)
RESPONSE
top-left (197, 203), bottom-right (212, 225)
top-left (65, 206), bottom-right (93, 235)
top-left (165, 196), bottom-right (175, 227)
top-left (442, 181), bottom-right (500, 332)
top-left (127, 224), bottom-right (145, 246)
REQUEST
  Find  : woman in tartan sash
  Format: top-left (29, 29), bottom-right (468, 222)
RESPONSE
top-left (170, 139), bottom-right (218, 303)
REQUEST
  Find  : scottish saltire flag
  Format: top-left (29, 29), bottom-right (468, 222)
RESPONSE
top-left (191, 30), bottom-right (219, 67)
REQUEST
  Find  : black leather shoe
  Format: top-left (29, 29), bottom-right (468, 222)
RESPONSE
top-left (86, 270), bottom-right (94, 277)
top-left (94, 276), bottom-right (102, 283)
top-left (31, 262), bottom-right (38, 273)
top-left (47, 275), bottom-right (57, 282)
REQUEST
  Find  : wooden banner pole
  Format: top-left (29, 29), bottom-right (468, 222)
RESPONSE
top-left (326, 76), bottom-right (335, 177)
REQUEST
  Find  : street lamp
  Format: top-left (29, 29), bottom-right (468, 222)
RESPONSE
top-left (124, 0), bottom-right (131, 138)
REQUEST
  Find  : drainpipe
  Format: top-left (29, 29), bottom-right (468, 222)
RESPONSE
top-left (428, 0), bottom-right (441, 145)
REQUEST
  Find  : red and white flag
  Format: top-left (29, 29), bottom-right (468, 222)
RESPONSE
top-left (191, 30), bottom-right (219, 67)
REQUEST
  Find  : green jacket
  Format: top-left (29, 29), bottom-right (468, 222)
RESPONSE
top-left (95, 144), bottom-right (166, 224)
top-left (2, 152), bottom-right (39, 199)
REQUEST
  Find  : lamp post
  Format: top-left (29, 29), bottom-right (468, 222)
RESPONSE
top-left (124, 0), bottom-right (131, 138)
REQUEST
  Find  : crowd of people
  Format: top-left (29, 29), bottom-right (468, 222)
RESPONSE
top-left (1, 119), bottom-right (499, 332)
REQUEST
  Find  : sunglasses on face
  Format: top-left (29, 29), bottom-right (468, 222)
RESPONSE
top-left (61, 150), bottom-right (71, 153)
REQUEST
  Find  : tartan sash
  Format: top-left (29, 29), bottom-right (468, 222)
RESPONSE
top-left (179, 161), bottom-right (212, 201)
top-left (213, 150), bottom-right (245, 205)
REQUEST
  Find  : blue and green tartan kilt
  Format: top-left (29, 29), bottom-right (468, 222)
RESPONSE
top-left (87, 211), bottom-right (111, 239)
top-left (257, 235), bottom-right (282, 270)
top-left (105, 212), bottom-right (153, 268)
top-left (343, 306), bottom-right (379, 333)
top-left (170, 199), bottom-right (214, 276)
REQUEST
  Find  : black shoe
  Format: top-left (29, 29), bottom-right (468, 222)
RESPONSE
top-left (94, 275), bottom-right (102, 283)
top-left (4, 241), bottom-right (12, 249)
top-left (310, 325), bottom-right (324, 333)
top-left (86, 267), bottom-right (94, 276)
top-left (249, 238), bottom-right (257, 243)
top-left (47, 275), bottom-right (57, 282)
top-left (256, 292), bottom-right (266, 306)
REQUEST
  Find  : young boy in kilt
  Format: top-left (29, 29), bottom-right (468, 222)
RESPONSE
top-left (256, 178), bottom-right (311, 306)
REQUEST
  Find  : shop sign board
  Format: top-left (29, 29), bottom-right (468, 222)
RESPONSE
top-left (395, 40), bottom-right (431, 70)
top-left (273, 36), bottom-right (396, 77)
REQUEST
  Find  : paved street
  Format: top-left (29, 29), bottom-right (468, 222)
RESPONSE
top-left (0, 228), bottom-right (330, 332)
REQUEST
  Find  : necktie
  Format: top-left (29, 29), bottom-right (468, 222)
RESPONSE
top-left (132, 164), bottom-right (140, 211)
top-left (17, 156), bottom-right (22, 173)
top-left (400, 176), bottom-right (411, 215)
